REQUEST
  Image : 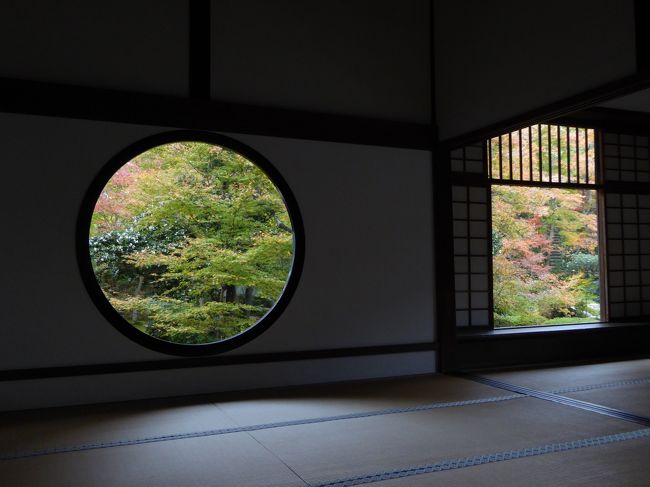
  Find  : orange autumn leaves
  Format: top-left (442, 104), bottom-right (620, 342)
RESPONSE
top-left (492, 185), bottom-right (599, 326)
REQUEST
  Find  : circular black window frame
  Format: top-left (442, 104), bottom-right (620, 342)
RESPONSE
top-left (77, 130), bottom-right (304, 356)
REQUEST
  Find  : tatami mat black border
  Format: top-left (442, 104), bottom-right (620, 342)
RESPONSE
top-left (464, 374), bottom-right (650, 426)
top-left (551, 377), bottom-right (650, 394)
top-left (0, 394), bottom-right (522, 461)
top-left (312, 428), bottom-right (650, 487)
top-left (5, 372), bottom-right (650, 461)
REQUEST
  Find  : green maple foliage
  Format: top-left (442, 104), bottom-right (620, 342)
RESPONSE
top-left (90, 142), bottom-right (293, 344)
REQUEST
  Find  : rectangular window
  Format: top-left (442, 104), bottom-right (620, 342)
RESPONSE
top-left (451, 125), bottom-right (650, 330)
top-left (488, 125), bottom-right (600, 328)
top-left (492, 186), bottom-right (600, 327)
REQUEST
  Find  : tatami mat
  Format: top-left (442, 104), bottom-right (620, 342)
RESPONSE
top-left (480, 358), bottom-right (650, 392)
top-left (0, 432), bottom-right (306, 487)
top-left (1, 362), bottom-right (649, 487)
top-left (248, 397), bottom-right (637, 485)
top-left (215, 374), bottom-right (509, 426)
top-left (0, 374), bottom-right (510, 458)
top-left (0, 397), bottom-right (237, 456)
top-left (371, 435), bottom-right (650, 487)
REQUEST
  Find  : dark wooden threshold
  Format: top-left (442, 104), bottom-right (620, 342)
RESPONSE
top-left (454, 322), bottom-right (650, 371)
top-left (0, 342), bottom-right (436, 382)
top-left (458, 321), bottom-right (650, 341)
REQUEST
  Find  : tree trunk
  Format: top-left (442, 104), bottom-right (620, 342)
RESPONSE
top-left (244, 287), bottom-right (255, 304)
top-left (132, 275), bottom-right (144, 321)
top-left (224, 285), bottom-right (236, 303)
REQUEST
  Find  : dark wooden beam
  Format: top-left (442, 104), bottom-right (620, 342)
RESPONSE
top-left (189, 0), bottom-right (211, 98)
top-left (553, 106), bottom-right (650, 134)
top-left (430, 0), bottom-right (455, 371)
top-left (636, 0), bottom-right (650, 73)
top-left (441, 73), bottom-right (650, 150)
top-left (0, 77), bottom-right (431, 149)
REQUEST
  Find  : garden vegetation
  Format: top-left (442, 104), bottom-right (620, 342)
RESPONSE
top-left (492, 186), bottom-right (599, 327)
top-left (89, 142), bottom-right (294, 344)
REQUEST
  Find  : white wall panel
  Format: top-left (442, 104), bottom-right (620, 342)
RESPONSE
top-left (0, 114), bottom-right (434, 372)
top-left (599, 88), bottom-right (650, 112)
top-left (0, 0), bottom-right (189, 96)
top-left (227, 134), bottom-right (435, 354)
top-left (211, 0), bottom-right (431, 123)
top-left (435, 0), bottom-right (636, 140)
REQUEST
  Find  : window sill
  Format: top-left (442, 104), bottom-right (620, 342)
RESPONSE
top-left (458, 321), bottom-right (650, 341)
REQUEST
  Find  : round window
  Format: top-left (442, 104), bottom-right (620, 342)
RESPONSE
top-left (79, 132), bottom-right (303, 355)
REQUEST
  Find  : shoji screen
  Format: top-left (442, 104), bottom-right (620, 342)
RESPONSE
top-left (450, 143), bottom-right (491, 328)
top-left (603, 132), bottom-right (650, 319)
